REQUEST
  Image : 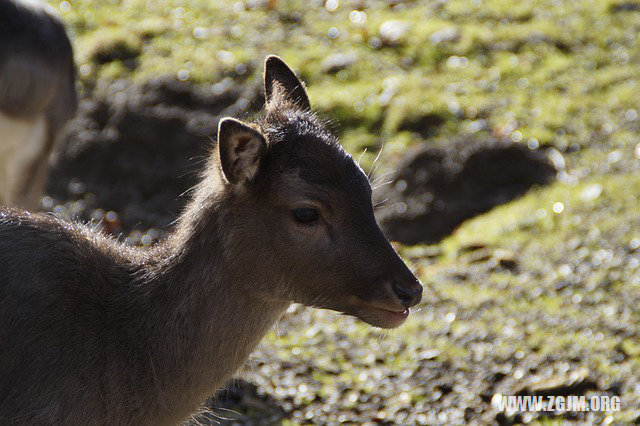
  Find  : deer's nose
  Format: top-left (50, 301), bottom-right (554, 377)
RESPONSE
top-left (392, 280), bottom-right (422, 308)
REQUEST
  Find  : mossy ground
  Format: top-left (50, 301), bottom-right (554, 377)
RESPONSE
top-left (51, 0), bottom-right (640, 423)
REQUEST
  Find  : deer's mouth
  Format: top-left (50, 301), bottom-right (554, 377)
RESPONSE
top-left (348, 299), bottom-right (410, 329)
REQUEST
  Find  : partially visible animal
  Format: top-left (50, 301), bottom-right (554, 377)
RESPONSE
top-left (0, 0), bottom-right (77, 209)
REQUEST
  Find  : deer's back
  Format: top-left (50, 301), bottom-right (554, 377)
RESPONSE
top-left (0, 210), bottom-right (155, 425)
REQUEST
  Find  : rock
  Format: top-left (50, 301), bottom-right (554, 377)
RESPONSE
top-left (547, 147), bottom-right (566, 170)
top-left (374, 139), bottom-right (556, 245)
top-left (320, 52), bottom-right (358, 74)
top-left (430, 26), bottom-right (460, 45)
top-left (464, 248), bottom-right (493, 264)
top-left (419, 349), bottom-right (440, 360)
top-left (379, 20), bottom-right (411, 46)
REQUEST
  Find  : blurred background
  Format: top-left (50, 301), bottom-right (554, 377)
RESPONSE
top-left (14, 0), bottom-right (640, 423)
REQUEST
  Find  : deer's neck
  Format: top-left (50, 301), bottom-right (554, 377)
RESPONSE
top-left (136, 194), bottom-right (289, 417)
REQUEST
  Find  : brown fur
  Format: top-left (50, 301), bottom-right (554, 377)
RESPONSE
top-left (0, 57), bottom-right (421, 425)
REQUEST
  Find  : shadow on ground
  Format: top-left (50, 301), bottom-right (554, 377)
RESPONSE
top-left (188, 380), bottom-right (287, 426)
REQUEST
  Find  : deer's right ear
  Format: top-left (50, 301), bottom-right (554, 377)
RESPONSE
top-left (217, 118), bottom-right (266, 185)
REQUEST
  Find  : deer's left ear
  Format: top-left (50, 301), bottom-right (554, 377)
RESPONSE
top-left (217, 118), bottom-right (266, 185)
top-left (264, 55), bottom-right (311, 111)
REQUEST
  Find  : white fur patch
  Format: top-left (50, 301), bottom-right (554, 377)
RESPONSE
top-left (0, 112), bottom-right (48, 206)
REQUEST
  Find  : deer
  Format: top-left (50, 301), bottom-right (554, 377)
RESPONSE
top-left (0, 56), bottom-right (422, 425)
top-left (0, 0), bottom-right (78, 210)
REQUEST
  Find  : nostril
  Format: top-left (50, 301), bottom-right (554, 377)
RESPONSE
top-left (392, 282), bottom-right (421, 307)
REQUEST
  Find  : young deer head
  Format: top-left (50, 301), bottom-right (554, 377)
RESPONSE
top-left (208, 56), bottom-right (422, 328)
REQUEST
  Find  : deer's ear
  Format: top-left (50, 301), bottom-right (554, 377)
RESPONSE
top-left (217, 118), bottom-right (266, 185)
top-left (264, 55), bottom-right (311, 111)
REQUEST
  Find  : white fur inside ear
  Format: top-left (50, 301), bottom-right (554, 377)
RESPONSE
top-left (218, 118), bottom-right (266, 184)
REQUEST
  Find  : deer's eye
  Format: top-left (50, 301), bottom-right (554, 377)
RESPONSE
top-left (292, 207), bottom-right (319, 224)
